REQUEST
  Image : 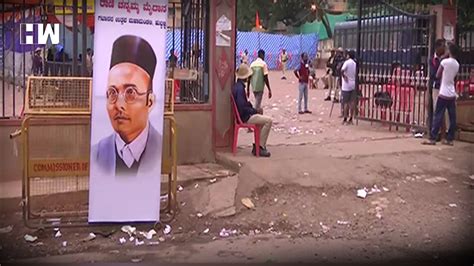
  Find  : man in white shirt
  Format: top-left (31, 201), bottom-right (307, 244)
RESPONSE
top-left (423, 43), bottom-right (460, 146)
top-left (340, 50), bottom-right (357, 125)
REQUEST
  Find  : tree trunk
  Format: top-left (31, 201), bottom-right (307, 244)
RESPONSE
top-left (321, 14), bottom-right (332, 38)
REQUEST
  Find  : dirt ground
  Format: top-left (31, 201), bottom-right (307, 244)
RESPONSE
top-left (1, 71), bottom-right (473, 265)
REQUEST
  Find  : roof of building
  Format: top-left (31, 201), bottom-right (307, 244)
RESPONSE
top-left (296, 13), bottom-right (354, 40)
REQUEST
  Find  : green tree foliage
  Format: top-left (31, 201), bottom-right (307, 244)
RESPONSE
top-left (237, 0), bottom-right (334, 37)
top-left (347, 0), bottom-right (472, 27)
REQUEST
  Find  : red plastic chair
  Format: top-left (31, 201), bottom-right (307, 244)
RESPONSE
top-left (384, 84), bottom-right (415, 132)
top-left (230, 95), bottom-right (260, 157)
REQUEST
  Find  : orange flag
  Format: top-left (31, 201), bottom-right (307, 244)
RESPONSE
top-left (255, 11), bottom-right (261, 29)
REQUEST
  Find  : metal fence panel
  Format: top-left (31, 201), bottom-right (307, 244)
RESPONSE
top-left (346, 0), bottom-right (434, 131)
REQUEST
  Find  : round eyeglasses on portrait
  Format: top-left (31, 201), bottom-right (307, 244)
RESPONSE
top-left (106, 86), bottom-right (151, 104)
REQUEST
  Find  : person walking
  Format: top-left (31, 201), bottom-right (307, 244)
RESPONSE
top-left (422, 43), bottom-right (460, 146)
top-left (248, 49), bottom-right (272, 109)
top-left (279, 49), bottom-right (289, 80)
top-left (294, 52), bottom-right (312, 114)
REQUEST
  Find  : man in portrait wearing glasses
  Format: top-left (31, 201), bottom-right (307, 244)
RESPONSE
top-left (91, 35), bottom-right (162, 177)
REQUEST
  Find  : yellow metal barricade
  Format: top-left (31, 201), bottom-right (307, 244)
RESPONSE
top-left (11, 76), bottom-right (178, 228)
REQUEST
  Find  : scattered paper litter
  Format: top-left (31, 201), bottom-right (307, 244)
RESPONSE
top-left (163, 225), bottom-right (172, 235)
top-left (61, 241), bottom-right (67, 247)
top-left (194, 183), bottom-right (199, 189)
top-left (139, 229), bottom-right (157, 240)
top-left (131, 258), bottom-right (143, 263)
top-left (219, 228), bottom-right (237, 238)
top-left (121, 225), bottom-right (137, 237)
top-left (337, 220), bottom-right (350, 225)
top-left (196, 212), bottom-right (203, 218)
top-left (449, 203), bottom-right (457, 208)
top-left (319, 222), bottom-right (330, 234)
top-left (24, 234), bottom-right (38, 242)
top-left (54, 230), bottom-right (62, 238)
top-left (203, 228), bottom-right (210, 234)
top-left (135, 239), bottom-right (145, 246)
top-left (0, 226), bottom-right (13, 234)
top-left (424, 177), bottom-right (448, 184)
top-left (129, 236), bottom-right (135, 242)
top-left (321, 192), bottom-right (328, 197)
top-left (414, 133), bottom-right (424, 138)
top-left (209, 178), bottom-right (217, 183)
top-left (469, 175), bottom-right (474, 181)
top-left (303, 172), bottom-right (309, 176)
top-left (178, 185), bottom-right (184, 192)
top-left (357, 189), bottom-right (367, 199)
top-left (367, 185), bottom-right (382, 195)
top-left (147, 241), bottom-right (160, 246)
top-left (83, 232), bottom-right (96, 242)
top-left (119, 237), bottom-right (127, 244)
top-left (241, 198), bottom-right (255, 209)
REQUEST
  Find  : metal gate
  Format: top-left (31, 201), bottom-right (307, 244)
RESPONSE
top-left (354, 0), bottom-right (434, 131)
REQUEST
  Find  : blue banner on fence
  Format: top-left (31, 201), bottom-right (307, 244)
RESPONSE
top-left (164, 30), bottom-right (319, 71)
top-left (236, 31), bottom-right (319, 70)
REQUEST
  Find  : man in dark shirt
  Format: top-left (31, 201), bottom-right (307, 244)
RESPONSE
top-left (232, 64), bottom-right (272, 157)
top-left (428, 39), bottom-right (447, 140)
top-left (294, 52), bottom-right (312, 114)
top-left (324, 49), bottom-right (336, 100)
top-left (32, 48), bottom-right (43, 76)
top-left (327, 47), bottom-right (345, 103)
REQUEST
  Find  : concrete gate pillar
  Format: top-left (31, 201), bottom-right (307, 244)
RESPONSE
top-left (210, 0), bottom-right (236, 152)
top-left (430, 4), bottom-right (457, 42)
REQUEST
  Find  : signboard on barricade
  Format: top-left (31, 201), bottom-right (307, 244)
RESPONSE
top-left (29, 159), bottom-right (89, 177)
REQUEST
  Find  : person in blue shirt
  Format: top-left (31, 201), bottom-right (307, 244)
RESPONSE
top-left (232, 64), bottom-right (272, 157)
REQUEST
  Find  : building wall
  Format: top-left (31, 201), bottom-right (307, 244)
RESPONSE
top-left (210, 0), bottom-right (236, 150)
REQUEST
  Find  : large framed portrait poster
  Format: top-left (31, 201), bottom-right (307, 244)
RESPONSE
top-left (89, 0), bottom-right (168, 222)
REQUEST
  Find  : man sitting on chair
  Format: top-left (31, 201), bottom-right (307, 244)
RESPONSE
top-left (232, 64), bottom-right (272, 157)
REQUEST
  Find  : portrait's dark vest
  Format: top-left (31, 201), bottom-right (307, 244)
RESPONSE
top-left (115, 147), bottom-right (139, 177)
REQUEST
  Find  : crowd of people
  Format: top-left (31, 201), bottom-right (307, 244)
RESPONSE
top-left (422, 40), bottom-right (460, 146)
top-left (233, 47), bottom-right (359, 158)
top-left (31, 45), bottom-right (94, 77)
top-left (233, 40), bottom-right (461, 158)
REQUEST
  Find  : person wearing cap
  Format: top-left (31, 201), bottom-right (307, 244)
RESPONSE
top-left (91, 35), bottom-right (162, 177)
top-left (32, 47), bottom-right (43, 76)
top-left (233, 64), bottom-right (272, 157)
top-left (279, 48), bottom-right (289, 80)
